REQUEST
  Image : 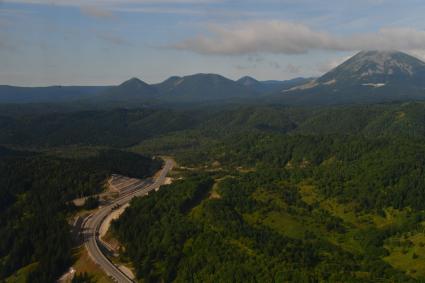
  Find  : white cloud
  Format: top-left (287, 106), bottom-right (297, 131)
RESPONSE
top-left (112, 6), bottom-right (204, 15)
top-left (173, 21), bottom-right (333, 55)
top-left (2, 0), bottom-right (224, 17)
top-left (172, 20), bottom-right (425, 55)
top-left (408, 50), bottom-right (425, 62)
top-left (1, 0), bottom-right (219, 6)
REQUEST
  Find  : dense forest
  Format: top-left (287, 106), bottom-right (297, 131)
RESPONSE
top-left (2, 101), bottom-right (425, 282)
top-left (113, 173), bottom-right (424, 282)
top-left (0, 148), bottom-right (161, 282)
top-left (113, 102), bottom-right (425, 282)
top-left (3, 101), bottom-right (425, 148)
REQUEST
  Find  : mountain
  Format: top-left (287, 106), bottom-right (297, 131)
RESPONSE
top-left (237, 76), bottom-right (264, 91)
top-left (317, 50), bottom-right (425, 87)
top-left (155, 73), bottom-right (257, 102)
top-left (98, 77), bottom-right (158, 102)
top-left (0, 85), bottom-right (107, 103)
top-left (237, 76), bottom-right (313, 93)
top-left (5, 51), bottom-right (425, 106)
top-left (278, 50), bottom-right (425, 104)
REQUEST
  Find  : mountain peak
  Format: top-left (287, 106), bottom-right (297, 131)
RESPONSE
top-left (317, 50), bottom-right (425, 86)
top-left (281, 50), bottom-right (425, 104)
top-left (120, 77), bottom-right (150, 88)
top-left (237, 76), bottom-right (260, 86)
top-left (98, 77), bottom-right (157, 101)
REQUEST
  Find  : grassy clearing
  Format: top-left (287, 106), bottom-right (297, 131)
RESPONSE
top-left (252, 188), bottom-right (287, 209)
top-left (244, 210), bottom-right (306, 239)
top-left (384, 229), bottom-right (425, 279)
top-left (263, 211), bottom-right (306, 238)
top-left (5, 263), bottom-right (38, 283)
top-left (298, 183), bottom-right (317, 205)
top-left (188, 172), bottom-right (425, 281)
top-left (297, 182), bottom-right (425, 278)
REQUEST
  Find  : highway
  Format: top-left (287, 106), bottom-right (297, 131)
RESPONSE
top-left (82, 158), bottom-right (174, 283)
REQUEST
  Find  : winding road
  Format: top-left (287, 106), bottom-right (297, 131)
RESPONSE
top-left (82, 158), bottom-right (174, 283)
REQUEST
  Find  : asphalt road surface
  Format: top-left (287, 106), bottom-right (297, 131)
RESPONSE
top-left (82, 158), bottom-right (174, 283)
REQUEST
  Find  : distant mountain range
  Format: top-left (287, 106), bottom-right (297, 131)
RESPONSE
top-left (0, 74), bottom-right (310, 104)
top-left (2, 50), bottom-right (425, 105)
top-left (153, 73), bottom-right (257, 102)
top-left (0, 85), bottom-right (109, 104)
top-left (237, 76), bottom-right (312, 93)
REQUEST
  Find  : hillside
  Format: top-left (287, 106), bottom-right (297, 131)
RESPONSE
top-left (0, 149), bottom-right (161, 282)
top-left (2, 101), bottom-right (425, 281)
top-left (276, 51), bottom-right (425, 105)
top-left (0, 108), bottom-right (200, 147)
top-left (4, 102), bottom-right (425, 149)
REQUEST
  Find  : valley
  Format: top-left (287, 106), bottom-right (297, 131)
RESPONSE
top-left (4, 1), bottom-right (425, 282)
top-left (2, 51), bottom-right (425, 283)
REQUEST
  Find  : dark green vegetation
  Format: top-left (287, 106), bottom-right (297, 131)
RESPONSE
top-left (112, 175), bottom-right (214, 282)
top-left (4, 101), bottom-right (425, 149)
top-left (120, 102), bottom-right (425, 282)
top-left (0, 148), bottom-right (161, 282)
top-left (2, 99), bottom-right (425, 281)
top-left (4, 50), bottom-right (425, 283)
top-left (166, 134), bottom-right (425, 211)
top-left (71, 272), bottom-right (96, 283)
top-left (0, 108), bottom-right (199, 147)
top-left (112, 173), bottom-right (424, 282)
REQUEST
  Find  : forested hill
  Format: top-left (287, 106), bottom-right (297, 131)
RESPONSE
top-left (0, 148), bottom-right (162, 282)
top-left (0, 108), bottom-right (200, 147)
top-left (113, 173), bottom-right (423, 282)
top-left (3, 102), bottom-right (425, 149)
top-left (113, 101), bottom-right (425, 282)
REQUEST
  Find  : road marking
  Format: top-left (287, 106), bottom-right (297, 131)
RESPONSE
top-left (82, 159), bottom-right (174, 283)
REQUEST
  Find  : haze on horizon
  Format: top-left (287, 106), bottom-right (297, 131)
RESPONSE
top-left (1, 0), bottom-right (425, 86)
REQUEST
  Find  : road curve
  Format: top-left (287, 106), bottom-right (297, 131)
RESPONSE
top-left (83, 158), bottom-right (174, 283)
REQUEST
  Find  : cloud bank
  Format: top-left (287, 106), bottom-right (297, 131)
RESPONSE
top-left (172, 21), bottom-right (425, 55)
top-left (2, 0), bottom-right (219, 6)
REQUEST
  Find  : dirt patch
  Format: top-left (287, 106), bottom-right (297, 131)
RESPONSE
top-left (164, 177), bottom-right (173, 185)
top-left (99, 204), bottom-right (129, 244)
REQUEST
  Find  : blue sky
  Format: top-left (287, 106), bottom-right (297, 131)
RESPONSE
top-left (1, 0), bottom-right (425, 86)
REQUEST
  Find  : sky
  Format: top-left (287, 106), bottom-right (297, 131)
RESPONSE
top-left (1, 0), bottom-right (425, 86)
